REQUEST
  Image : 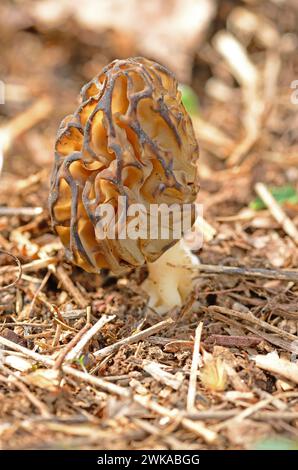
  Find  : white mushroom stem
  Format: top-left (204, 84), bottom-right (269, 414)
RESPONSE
top-left (142, 239), bottom-right (199, 314)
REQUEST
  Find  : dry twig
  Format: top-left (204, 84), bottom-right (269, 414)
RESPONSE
top-left (49, 265), bottom-right (89, 308)
top-left (0, 207), bottom-right (43, 217)
top-left (142, 360), bottom-right (183, 390)
top-left (195, 263), bottom-right (298, 282)
top-left (93, 317), bottom-right (174, 359)
top-left (208, 306), bottom-right (298, 342)
top-left (66, 314), bottom-right (116, 362)
top-left (255, 182), bottom-right (298, 245)
top-left (0, 250), bottom-right (22, 291)
top-left (253, 352), bottom-right (298, 385)
top-left (187, 322), bottom-right (203, 412)
top-left (134, 394), bottom-right (217, 444)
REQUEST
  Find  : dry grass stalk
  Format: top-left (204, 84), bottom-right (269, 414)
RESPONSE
top-left (1, 97), bottom-right (52, 150)
top-left (213, 31), bottom-right (262, 166)
top-left (211, 310), bottom-right (298, 354)
top-left (206, 334), bottom-right (261, 348)
top-left (29, 271), bottom-right (51, 316)
top-left (134, 394), bottom-right (217, 444)
top-left (253, 352), bottom-right (298, 385)
top-left (49, 265), bottom-right (88, 309)
top-left (0, 334), bottom-right (131, 397)
top-left (66, 314), bottom-right (116, 362)
top-left (187, 322), bottom-right (203, 411)
top-left (213, 29), bottom-right (280, 167)
top-left (214, 394), bottom-right (279, 432)
top-left (195, 263), bottom-right (298, 283)
top-left (0, 97), bottom-right (53, 174)
top-left (0, 365), bottom-right (51, 418)
top-left (132, 418), bottom-right (187, 450)
top-left (208, 306), bottom-right (298, 342)
top-left (255, 182), bottom-right (298, 245)
top-left (0, 257), bottom-right (57, 275)
top-left (53, 323), bottom-right (92, 370)
top-left (187, 409), bottom-right (298, 421)
top-left (93, 317), bottom-right (174, 359)
top-left (142, 360), bottom-right (184, 390)
top-left (0, 250), bottom-right (22, 291)
top-left (0, 207), bottom-right (43, 217)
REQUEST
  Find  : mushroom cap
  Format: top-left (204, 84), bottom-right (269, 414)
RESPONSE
top-left (49, 57), bottom-right (199, 275)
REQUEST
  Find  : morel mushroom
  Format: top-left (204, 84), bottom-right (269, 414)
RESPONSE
top-left (49, 57), bottom-right (199, 312)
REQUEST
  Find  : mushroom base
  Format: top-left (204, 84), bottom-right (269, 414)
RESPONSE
top-left (141, 239), bottom-right (199, 314)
